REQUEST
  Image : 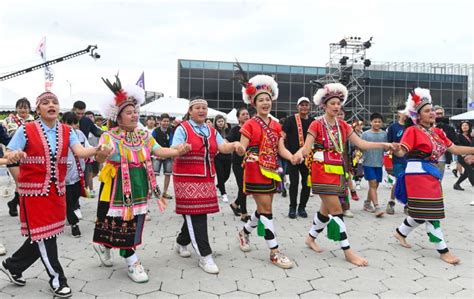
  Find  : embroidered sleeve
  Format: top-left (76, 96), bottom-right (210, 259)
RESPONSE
top-left (400, 126), bottom-right (416, 152)
top-left (435, 128), bottom-right (453, 147)
top-left (240, 121), bottom-right (253, 140)
top-left (307, 120), bottom-right (320, 138)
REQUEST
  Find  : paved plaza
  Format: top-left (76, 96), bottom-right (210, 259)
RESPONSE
top-left (0, 168), bottom-right (473, 298)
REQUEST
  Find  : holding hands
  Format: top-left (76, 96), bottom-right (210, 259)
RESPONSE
top-left (233, 142), bottom-right (246, 156)
top-left (96, 144), bottom-right (113, 161)
top-left (177, 143), bottom-right (192, 155)
top-left (4, 150), bottom-right (27, 164)
top-left (291, 151), bottom-right (304, 165)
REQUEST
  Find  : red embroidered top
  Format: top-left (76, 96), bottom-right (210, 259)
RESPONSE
top-left (18, 121), bottom-right (70, 196)
top-left (401, 126), bottom-right (452, 161)
top-left (173, 121), bottom-right (218, 177)
top-left (308, 117), bottom-right (353, 150)
top-left (240, 116), bottom-right (282, 172)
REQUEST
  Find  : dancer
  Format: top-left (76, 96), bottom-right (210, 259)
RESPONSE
top-left (92, 76), bottom-right (190, 283)
top-left (234, 67), bottom-right (296, 269)
top-left (294, 83), bottom-right (394, 266)
top-left (1, 91), bottom-right (109, 297)
top-left (3, 98), bottom-right (34, 217)
top-left (172, 97), bottom-right (244, 274)
top-left (393, 88), bottom-right (474, 264)
top-left (228, 107), bottom-right (251, 222)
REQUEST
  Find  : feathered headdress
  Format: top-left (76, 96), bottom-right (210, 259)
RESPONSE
top-left (100, 75), bottom-right (145, 121)
top-left (233, 60), bottom-right (278, 105)
top-left (403, 87), bottom-right (432, 124)
top-left (313, 83), bottom-right (348, 106)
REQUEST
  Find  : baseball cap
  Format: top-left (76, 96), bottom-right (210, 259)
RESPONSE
top-left (297, 97), bottom-right (310, 105)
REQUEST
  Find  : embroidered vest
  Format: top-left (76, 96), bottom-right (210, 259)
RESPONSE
top-left (18, 121), bottom-right (70, 196)
top-left (173, 121), bottom-right (217, 177)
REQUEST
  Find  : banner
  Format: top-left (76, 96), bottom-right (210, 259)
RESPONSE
top-left (36, 36), bottom-right (54, 91)
top-left (136, 71), bottom-right (145, 90)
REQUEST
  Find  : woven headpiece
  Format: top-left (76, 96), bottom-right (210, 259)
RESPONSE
top-left (100, 75), bottom-right (145, 121)
top-left (313, 83), bottom-right (348, 106)
top-left (403, 87), bottom-right (432, 124)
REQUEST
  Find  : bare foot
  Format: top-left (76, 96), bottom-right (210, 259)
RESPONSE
top-left (344, 249), bottom-right (368, 266)
top-left (440, 252), bottom-right (460, 265)
top-left (305, 235), bottom-right (323, 253)
top-left (394, 231), bottom-right (412, 248)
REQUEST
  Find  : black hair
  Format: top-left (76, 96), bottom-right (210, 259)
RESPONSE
top-left (85, 111), bottom-right (94, 116)
top-left (16, 97), bottom-right (31, 110)
top-left (236, 106), bottom-right (248, 118)
top-left (160, 113), bottom-right (170, 120)
top-left (146, 115), bottom-right (156, 121)
top-left (396, 104), bottom-right (405, 111)
top-left (61, 111), bottom-right (78, 125)
top-left (459, 121), bottom-right (472, 134)
top-left (370, 112), bottom-right (383, 122)
top-left (73, 100), bottom-right (86, 110)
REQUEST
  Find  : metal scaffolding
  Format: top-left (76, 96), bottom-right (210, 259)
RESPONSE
top-left (316, 37), bottom-right (374, 121)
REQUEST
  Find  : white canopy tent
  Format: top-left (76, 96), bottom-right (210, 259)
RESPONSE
top-left (0, 87), bottom-right (25, 111)
top-left (141, 97), bottom-right (226, 118)
top-left (226, 108), bottom-right (238, 124)
top-left (60, 92), bottom-right (109, 113)
top-left (450, 110), bottom-right (474, 121)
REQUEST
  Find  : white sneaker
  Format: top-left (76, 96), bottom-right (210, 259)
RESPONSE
top-left (92, 243), bottom-right (113, 267)
top-left (89, 190), bottom-right (96, 198)
top-left (74, 209), bottom-right (83, 220)
top-left (343, 210), bottom-right (354, 218)
top-left (128, 261), bottom-right (149, 283)
top-left (471, 201), bottom-right (474, 206)
top-left (222, 194), bottom-right (229, 203)
top-left (199, 255), bottom-right (219, 274)
top-left (175, 243), bottom-right (191, 258)
top-left (0, 243), bottom-right (6, 256)
top-left (145, 211), bottom-right (151, 221)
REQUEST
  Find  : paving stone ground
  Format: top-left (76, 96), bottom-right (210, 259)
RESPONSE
top-left (0, 167), bottom-right (473, 298)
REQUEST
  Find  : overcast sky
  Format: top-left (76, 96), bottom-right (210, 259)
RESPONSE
top-left (0, 0), bottom-right (472, 106)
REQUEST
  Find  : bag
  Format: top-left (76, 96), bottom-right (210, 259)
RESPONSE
top-left (323, 151), bottom-right (343, 166)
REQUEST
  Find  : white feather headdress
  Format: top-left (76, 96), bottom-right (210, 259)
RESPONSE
top-left (100, 75), bottom-right (145, 121)
top-left (240, 75), bottom-right (279, 105)
top-left (313, 83), bottom-right (348, 106)
top-left (403, 87), bottom-right (432, 124)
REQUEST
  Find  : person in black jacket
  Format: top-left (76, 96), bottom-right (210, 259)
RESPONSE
top-left (434, 105), bottom-right (458, 179)
top-left (73, 101), bottom-right (103, 138)
top-left (453, 121), bottom-right (474, 190)
top-left (228, 107), bottom-right (250, 222)
top-left (214, 114), bottom-right (232, 203)
top-left (152, 113), bottom-right (174, 199)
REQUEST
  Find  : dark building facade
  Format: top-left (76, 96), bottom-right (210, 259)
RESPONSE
top-left (178, 59), bottom-right (469, 121)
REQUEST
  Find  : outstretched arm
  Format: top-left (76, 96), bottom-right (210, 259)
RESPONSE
top-left (349, 133), bottom-right (392, 151)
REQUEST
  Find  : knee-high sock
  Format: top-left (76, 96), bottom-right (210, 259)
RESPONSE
top-left (259, 213), bottom-right (278, 249)
top-left (308, 212), bottom-right (330, 239)
top-left (243, 211), bottom-right (260, 234)
top-left (397, 217), bottom-right (425, 237)
top-left (425, 221), bottom-right (448, 253)
top-left (331, 214), bottom-right (350, 250)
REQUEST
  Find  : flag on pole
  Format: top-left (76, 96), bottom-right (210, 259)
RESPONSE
top-left (36, 36), bottom-right (54, 91)
top-left (136, 71), bottom-right (145, 90)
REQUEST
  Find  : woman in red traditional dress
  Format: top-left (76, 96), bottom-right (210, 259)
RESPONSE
top-left (172, 97), bottom-right (244, 274)
top-left (392, 88), bottom-right (474, 264)
top-left (1, 92), bottom-right (110, 297)
top-left (234, 69), bottom-right (296, 269)
top-left (295, 83), bottom-right (393, 266)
